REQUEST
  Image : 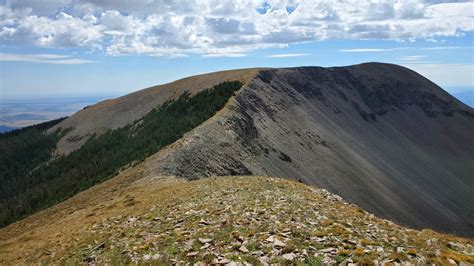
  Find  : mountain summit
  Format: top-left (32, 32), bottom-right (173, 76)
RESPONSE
top-left (1, 63), bottom-right (473, 263)
top-left (109, 62), bottom-right (473, 236)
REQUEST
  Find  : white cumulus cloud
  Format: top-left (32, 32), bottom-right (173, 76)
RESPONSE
top-left (202, 53), bottom-right (247, 58)
top-left (0, 0), bottom-right (472, 56)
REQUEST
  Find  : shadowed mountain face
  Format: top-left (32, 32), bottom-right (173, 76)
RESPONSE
top-left (141, 63), bottom-right (474, 236)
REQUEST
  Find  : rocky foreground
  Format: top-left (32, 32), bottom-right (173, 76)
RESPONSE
top-left (48, 176), bottom-right (472, 265)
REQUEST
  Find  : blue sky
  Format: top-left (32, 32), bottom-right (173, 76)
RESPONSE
top-left (0, 0), bottom-right (473, 102)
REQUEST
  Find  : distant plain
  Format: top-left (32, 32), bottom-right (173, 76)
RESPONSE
top-left (0, 96), bottom-right (112, 131)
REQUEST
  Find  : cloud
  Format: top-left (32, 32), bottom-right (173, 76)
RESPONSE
top-left (421, 46), bottom-right (471, 50)
top-left (6, 0), bottom-right (72, 16)
top-left (201, 53), bottom-right (247, 58)
top-left (0, 1), bottom-right (473, 56)
top-left (339, 48), bottom-right (394, 52)
top-left (400, 55), bottom-right (426, 61)
top-left (367, 1), bottom-right (396, 21)
top-left (0, 53), bottom-right (97, 64)
top-left (267, 53), bottom-right (309, 58)
top-left (340, 46), bottom-right (471, 53)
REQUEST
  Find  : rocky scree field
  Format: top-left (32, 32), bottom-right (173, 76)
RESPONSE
top-left (6, 176), bottom-right (471, 265)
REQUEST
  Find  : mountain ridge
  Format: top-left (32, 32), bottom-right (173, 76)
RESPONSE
top-left (1, 62), bottom-right (473, 237)
top-left (132, 63), bottom-right (474, 236)
top-left (48, 68), bottom-right (261, 155)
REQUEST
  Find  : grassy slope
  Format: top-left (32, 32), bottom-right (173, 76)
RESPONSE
top-left (0, 175), bottom-right (472, 265)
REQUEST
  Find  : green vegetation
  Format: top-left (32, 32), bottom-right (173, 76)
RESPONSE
top-left (0, 81), bottom-right (242, 227)
top-left (0, 118), bottom-right (66, 225)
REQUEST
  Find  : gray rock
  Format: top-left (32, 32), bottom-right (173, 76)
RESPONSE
top-left (239, 245), bottom-right (249, 253)
top-left (447, 258), bottom-right (457, 265)
top-left (282, 253), bottom-right (296, 260)
top-left (186, 251), bottom-right (198, 257)
top-left (274, 239), bottom-right (286, 248)
top-left (198, 238), bottom-right (213, 244)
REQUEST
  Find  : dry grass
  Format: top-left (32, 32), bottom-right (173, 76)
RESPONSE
top-left (0, 175), bottom-right (472, 264)
top-left (0, 161), bottom-right (182, 263)
top-left (442, 249), bottom-right (474, 264)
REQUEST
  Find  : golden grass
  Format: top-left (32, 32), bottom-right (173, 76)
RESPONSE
top-left (354, 247), bottom-right (365, 257)
top-left (337, 249), bottom-right (352, 256)
top-left (406, 248), bottom-right (417, 257)
top-left (442, 249), bottom-right (474, 264)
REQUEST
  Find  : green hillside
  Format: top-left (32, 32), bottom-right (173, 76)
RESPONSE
top-left (0, 81), bottom-right (242, 227)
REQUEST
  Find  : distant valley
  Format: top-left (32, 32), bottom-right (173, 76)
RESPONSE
top-left (0, 96), bottom-right (111, 130)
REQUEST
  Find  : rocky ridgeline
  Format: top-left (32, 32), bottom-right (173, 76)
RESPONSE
top-left (146, 64), bottom-right (474, 236)
top-left (67, 176), bottom-right (474, 265)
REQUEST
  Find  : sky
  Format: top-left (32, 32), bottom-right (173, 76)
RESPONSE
top-left (0, 0), bottom-right (473, 102)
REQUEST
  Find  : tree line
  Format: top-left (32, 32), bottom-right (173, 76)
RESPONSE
top-left (0, 81), bottom-right (242, 227)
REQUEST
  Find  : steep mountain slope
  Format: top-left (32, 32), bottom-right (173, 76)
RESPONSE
top-left (48, 68), bottom-right (260, 155)
top-left (0, 175), bottom-right (472, 264)
top-left (137, 63), bottom-right (474, 236)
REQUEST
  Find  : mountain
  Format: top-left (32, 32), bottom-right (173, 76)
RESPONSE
top-left (0, 80), bottom-right (247, 227)
top-left (134, 63), bottom-right (474, 236)
top-left (48, 68), bottom-right (259, 155)
top-left (0, 63), bottom-right (473, 257)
